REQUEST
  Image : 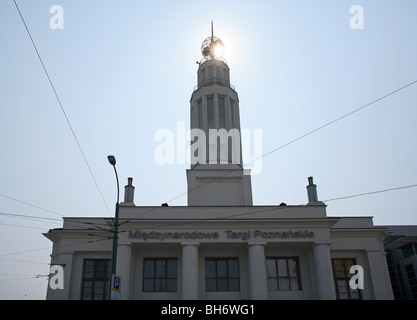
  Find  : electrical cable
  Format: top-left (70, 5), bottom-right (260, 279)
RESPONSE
top-left (0, 222), bottom-right (47, 230)
top-left (0, 237), bottom-right (111, 258)
top-left (0, 257), bottom-right (50, 265)
top-left (12, 0), bottom-right (111, 217)
top-left (117, 180), bottom-right (417, 233)
top-left (20, 277), bottom-right (49, 300)
top-left (166, 79), bottom-right (417, 205)
top-left (324, 184), bottom-right (417, 202)
top-left (0, 276), bottom-right (47, 283)
top-left (0, 193), bottom-right (63, 217)
top-left (118, 79), bottom-right (417, 226)
top-left (4, 180), bottom-right (414, 259)
top-left (0, 211), bottom-right (112, 233)
top-left (0, 211), bottom-right (62, 222)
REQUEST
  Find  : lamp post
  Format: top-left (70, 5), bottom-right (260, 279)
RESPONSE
top-left (107, 155), bottom-right (120, 300)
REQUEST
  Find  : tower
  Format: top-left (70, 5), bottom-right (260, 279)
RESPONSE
top-left (187, 23), bottom-right (253, 206)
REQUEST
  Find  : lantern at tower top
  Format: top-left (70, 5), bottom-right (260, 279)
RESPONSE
top-left (201, 21), bottom-right (225, 61)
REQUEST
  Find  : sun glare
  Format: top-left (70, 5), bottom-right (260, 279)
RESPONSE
top-left (213, 42), bottom-right (225, 59)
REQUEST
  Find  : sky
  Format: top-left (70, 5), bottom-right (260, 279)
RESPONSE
top-left (0, 0), bottom-right (416, 299)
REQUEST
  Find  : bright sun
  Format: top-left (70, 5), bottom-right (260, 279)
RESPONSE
top-left (213, 42), bottom-right (225, 59)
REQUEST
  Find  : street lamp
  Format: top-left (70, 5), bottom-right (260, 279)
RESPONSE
top-left (107, 155), bottom-right (120, 300)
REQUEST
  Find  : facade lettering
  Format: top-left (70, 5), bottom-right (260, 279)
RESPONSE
top-left (253, 229), bottom-right (314, 239)
top-left (128, 230), bottom-right (219, 241)
top-left (128, 229), bottom-right (314, 241)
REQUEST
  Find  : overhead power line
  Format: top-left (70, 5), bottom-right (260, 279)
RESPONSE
top-left (0, 211), bottom-right (113, 233)
top-left (0, 237), bottom-right (110, 258)
top-left (0, 222), bottom-right (47, 230)
top-left (0, 211), bottom-right (62, 222)
top-left (161, 79), bottom-right (417, 208)
top-left (118, 181), bottom-right (417, 232)
top-left (0, 257), bottom-right (50, 265)
top-left (0, 276), bottom-right (48, 283)
top-left (13, 0), bottom-right (111, 217)
top-left (0, 193), bottom-right (63, 217)
top-left (245, 79), bottom-right (417, 167)
top-left (20, 277), bottom-right (49, 300)
top-left (324, 184), bottom-right (417, 202)
top-left (117, 182), bottom-right (417, 232)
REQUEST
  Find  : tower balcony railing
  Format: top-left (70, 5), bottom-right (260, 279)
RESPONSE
top-left (194, 77), bottom-right (235, 92)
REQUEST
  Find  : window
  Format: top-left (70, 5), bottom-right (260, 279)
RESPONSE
top-left (208, 66), bottom-right (214, 82)
top-left (223, 68), bottom-right (229, 84)
top-left (143, 258), bottom-right (177, 292)
top-left (81, 259), bottom-right (111, 300)
top-left (207, 96), bottom-right (215, 129)
top-left (201, 68), bottom-right (206, 85)
top-left (205, 258), bottom-right (240, 292)
top-left (331, 258), bottom-right (361, 300)
top-left (386, 250), bottom-right (406, 299)
top-left (266, 257), bottom-right (301, 291)
top-left (198, 100), bottom-right (203, 129)
top-left (402, 244), bottom-right (415, 259)
top-left (229, 100), bottom-right (235, 128)
top-left (405, 264), bottom-right (417, 299)
top-left (218, 97), bottom-right (226, 129)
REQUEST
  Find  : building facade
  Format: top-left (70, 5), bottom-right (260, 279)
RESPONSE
top-left (44, 29), bottom-right (394, 300)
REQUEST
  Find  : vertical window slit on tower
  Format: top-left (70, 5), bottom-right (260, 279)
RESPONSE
top-left (219, 96), bottom-right (226, 129)
top-left (198, 100), bottom-right (203, 129)
top-left (229, 99), bottom-right (235, 128)
top-left (207, 96), bottom-right (214, 129)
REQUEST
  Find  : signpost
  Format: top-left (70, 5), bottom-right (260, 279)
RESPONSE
top-left (110, 274), bottom-right (121, 300)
